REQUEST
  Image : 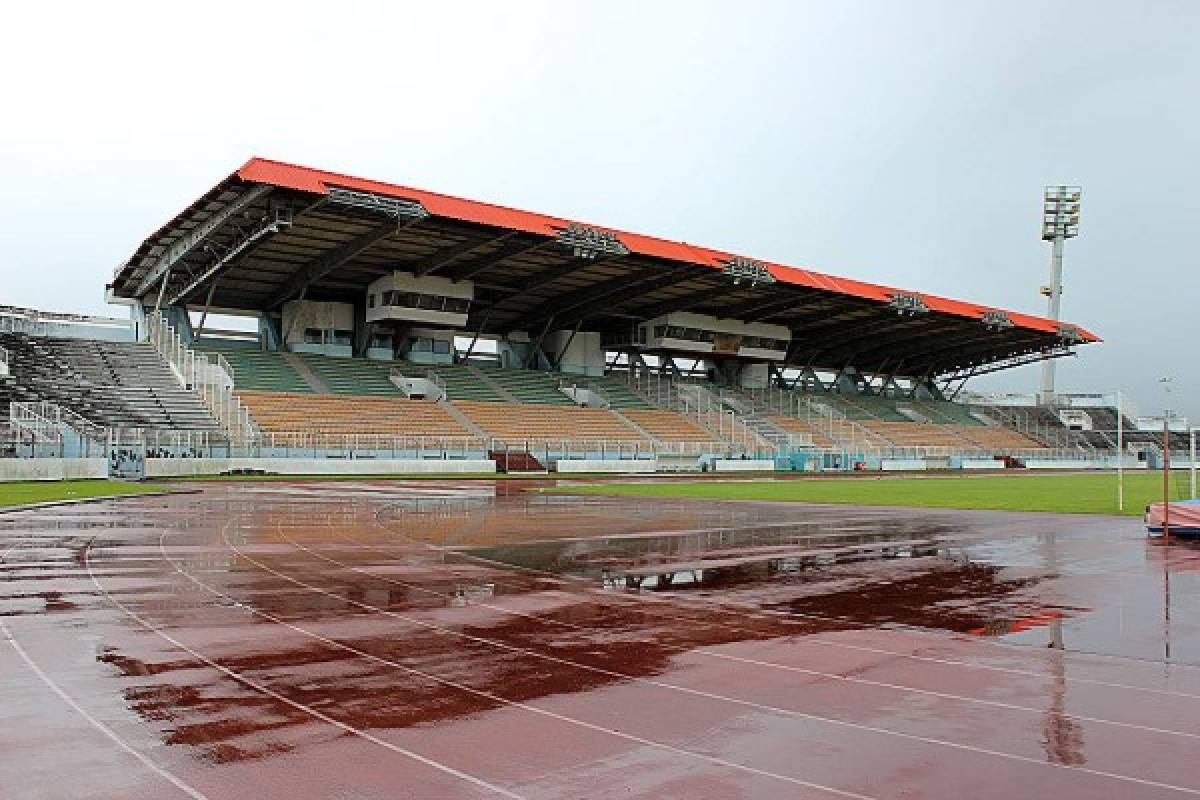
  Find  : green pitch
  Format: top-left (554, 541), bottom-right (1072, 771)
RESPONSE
top-left (563, 472), bottom-right (1190, 516)
top-left (0, 480), bottom-right (170, 509)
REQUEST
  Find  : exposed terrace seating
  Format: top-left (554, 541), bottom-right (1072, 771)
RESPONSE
top-left (236, 390), bottom-right (470, 438)
top-left (954, 425), bottom-right (1044, 450)
top-left (474, 365), bottom-right (574, 405)
top-left (399, 362), bottom-right (507, 402)
top-left (0, 332), bottom-right (220, 431)
top-left (860, 421), bottom-right (972, 449)
top-left (453, 400), bottom-right (648, 443)
top-left (621, 409), bottom-right (718, 442)
top-left (294, 352), bottom-right (398, 396)
top-left (766, 416), bottom-right (835, 448)
top-left (197, 346), bottom-right (311, 393)
top-left (589, 375), bottom-right (654, 409)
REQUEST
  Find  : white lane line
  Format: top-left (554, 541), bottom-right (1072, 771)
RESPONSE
top-left (277, 530), bottom-right (1200, 741)
top-left (1, 619), bottom-right (210, 800)
top-left (223, 530), bottom-right (1200, 797)
top-left (82, 541), bottom-right (526, 800)
top-left (161, 532), bottom-right (874, 800)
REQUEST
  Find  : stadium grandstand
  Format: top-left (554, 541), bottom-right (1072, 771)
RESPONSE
top-left (9, 156), bottom-right (1182, 481)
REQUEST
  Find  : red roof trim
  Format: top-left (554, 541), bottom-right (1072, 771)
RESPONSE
top-left (236, 157), bottom-right (1100, 343)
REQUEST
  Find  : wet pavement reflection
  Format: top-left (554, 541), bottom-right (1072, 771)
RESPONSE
top-left (3, 479), bottom-right (1200, 799)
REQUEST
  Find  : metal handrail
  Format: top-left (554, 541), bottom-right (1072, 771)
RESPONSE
top-left (147, 314), bottom-right (255, 443)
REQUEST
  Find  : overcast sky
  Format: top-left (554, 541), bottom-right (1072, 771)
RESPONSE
top-left (2, 1), bottom-right (1196, 419)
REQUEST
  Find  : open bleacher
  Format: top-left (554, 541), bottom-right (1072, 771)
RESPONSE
top-left (621, 409), bottom-right (718, 442)
top-left (474, 364), bottom-right (575, 405)
top-left (237, 390), bottom-right (471, 438)
top-left (196, 343), bottom-right (312, 393)
top-left (2, 332), bottom-right (219, 431)
top-left (454, 400), bottom-right (647, 443)
top-left (294, 352), bottom-right (397, 395)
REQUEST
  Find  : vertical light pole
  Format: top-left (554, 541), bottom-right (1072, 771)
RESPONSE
top-left (1039, 186), bottom-right (1081, 405)
top-left (1117, 390), bottom-right (1124, 512)
top-left (1191, 425), bottom-right (1197, 499)
top-left (1160, 377), bottom-right (1172, 542)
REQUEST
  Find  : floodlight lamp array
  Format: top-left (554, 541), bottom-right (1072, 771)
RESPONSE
top-left (981, 309), bottom-right (1014, 330)
top-left (555, 224), bottom-right (630, 260)
top-left (1056, 324), bottom-right (1084, 344)
top-left (889, 292), bottom-right (929, 316)
top-left (720, 257), bottom-right (776, 287)
top-left (327, 187), bottom-right (430, 221)
top-left (1042, 185), bottom-right (1081, 241)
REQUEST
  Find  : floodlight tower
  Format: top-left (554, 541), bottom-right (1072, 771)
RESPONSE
top-left (1038, 185), bottom-right (1081, 404)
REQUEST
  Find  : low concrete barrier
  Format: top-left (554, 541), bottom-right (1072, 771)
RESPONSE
top-left (0, 458), bottom-right (108, 481)
top-left (144, 458), bottom-right (496, 477)
top-left (1025, 459), bottom-right (1111, 470)
top-left (881, 459), bottom-right (927, 471)
top-left (555, 459), bottom-right (658, 474)
top-left (712, 459), bottom-right (776, 472)
top-left (961, 459), bottom-right (1000, 470)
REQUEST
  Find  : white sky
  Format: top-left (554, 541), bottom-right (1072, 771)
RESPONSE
top-left (1, 1), bottom-right (1196, 419)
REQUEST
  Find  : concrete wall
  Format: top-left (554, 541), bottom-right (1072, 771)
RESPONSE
top-left (1025, 459), bottom-right (1111, 470)
top-left (0, 458), bottom-right (108, 482)
top-left (554, 459), bottom-right (658, 474)
top-left (961, 459), bottom-right (1000, 470)
top-left (712, 459), bottom-right (777, 472)
top-left (881, 459), bottom-right (928, 471)
top-left (144, 458), bottom-right (496, 478)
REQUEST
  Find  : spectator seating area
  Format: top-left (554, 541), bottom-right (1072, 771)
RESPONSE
top-left (236, 390), bottom-right (471, 438)
top-left (621, 409), bottom-right (718, 442)
top-left (454, 400), bottom-right (646, 443)
top-left (1, 332), bottom-right (220, 431)
top-left (1, 332), bottom-right (1061, 455)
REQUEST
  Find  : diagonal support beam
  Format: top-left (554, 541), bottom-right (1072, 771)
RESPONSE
top-left (133, 184), bottom-right (274, 297)
top-left (266, 218), bottom-right (418, 309)
top-left (446, 238), bottom-right (550, 281)
top-left (165, 212), bottom-right (290, 307)
top-left (415, 231), bottom-right (517, 277)
top-left (521, 268), bottom-right (673, 329)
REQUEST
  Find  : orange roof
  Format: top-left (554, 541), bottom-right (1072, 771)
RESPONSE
top-left (236, 157), bottom-right (1099, 343)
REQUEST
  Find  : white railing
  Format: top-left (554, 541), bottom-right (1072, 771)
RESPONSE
top-left (624, 371), bottom-right (772, 452)
top-left (147, 314), bottom-right (255, 443)
top-left (35, 401), bottom-right (107, 444)
top-left (8, 401), bottom-right (63, 444)
top-left (92, 426), bottom-right (770, 461)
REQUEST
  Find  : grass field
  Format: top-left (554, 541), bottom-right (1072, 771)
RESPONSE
top-left (0, 480), bottom-right (171, 509)
top-left (563, 471), bottom-right (1191, 516)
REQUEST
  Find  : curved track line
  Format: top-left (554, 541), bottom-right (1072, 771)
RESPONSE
top-left (221, 529), bottom-right (1200, 796)
top-left (361, 513), bottom-right (1200, 700)
top-left (81, 541), bottom-right (526, 800)
top-left (275, 529), bottom-right (1200, 741)
top-left (1, 619), bottom-right (210, 800)
top-left (161, 533), bottom-right (874, 800)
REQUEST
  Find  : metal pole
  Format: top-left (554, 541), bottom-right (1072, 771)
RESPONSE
top-left (1164, 413), bottom-right (1171, 543)
top-left (1040, 186), bottom-right (1075, 404)
top-left (1117, 390), bottom-right (1124, 511)
top-left (1191, 424), bottom-right (1196, 500)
